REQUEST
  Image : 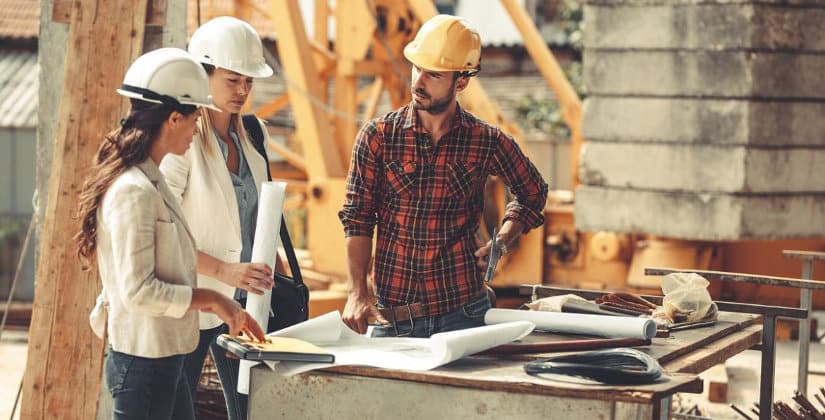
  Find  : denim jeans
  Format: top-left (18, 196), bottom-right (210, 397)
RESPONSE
top-left (183, 325), bottom-right (247, 420)
top-left (104, 348), bottom-right (193, 420)
top-left (371, 292), bottom-right (491, 338)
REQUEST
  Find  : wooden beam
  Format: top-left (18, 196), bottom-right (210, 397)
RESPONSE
top-left (269, 0), bottom-right (344, 178)
top-left (23, 1), bottom-right (148, 419)
top-left (52, 0), bottom-right (162, 25)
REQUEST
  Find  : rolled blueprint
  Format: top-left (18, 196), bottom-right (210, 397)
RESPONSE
top-left (484, 308), bottom-right (656, 340)
top-left (238, 181), bottom-right (287, 394)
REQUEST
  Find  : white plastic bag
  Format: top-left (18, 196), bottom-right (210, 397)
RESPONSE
top-left (661, 273), bottom-right (713, 323)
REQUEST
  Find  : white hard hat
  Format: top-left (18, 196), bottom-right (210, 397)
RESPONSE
top-left (117, 48), bottom-right (220, 111)
top-left (188, 16), bottom-right (273, 78)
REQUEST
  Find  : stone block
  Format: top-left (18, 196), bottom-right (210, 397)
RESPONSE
top-left (579, 143), bottom-right (825, 193)
top-left (583, 50), bottom-right (825, 98)
top-left (582, 97), bottom-right (825, 147)
top-left (574, 186), bottom-right (825, 240)
top-left (584, 4), bottom-right (825, 51)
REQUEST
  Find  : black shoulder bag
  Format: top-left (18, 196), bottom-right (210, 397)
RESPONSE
top-left (242, 114), bottom-right (309, 332)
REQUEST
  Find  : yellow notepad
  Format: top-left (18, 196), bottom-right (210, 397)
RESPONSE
top-left (216, 334), bottom-right (335, 363)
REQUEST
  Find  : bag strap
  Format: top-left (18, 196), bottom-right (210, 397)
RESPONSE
top-left (242, 114), bottom-right (303, 286)
top-left (242, 114), bottom-right (272, 182)
top-left (279, 224), bottom-right (303, 286)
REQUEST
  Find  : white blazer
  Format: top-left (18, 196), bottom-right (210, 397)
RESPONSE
top-left (91, 160), bottom-right (199, 358)
top-left (160, 118), bottom-right (269, 329)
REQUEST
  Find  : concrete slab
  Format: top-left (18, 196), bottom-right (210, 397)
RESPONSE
top-left (584, 50), bottom-right (825, 98)
top-left (584, 4), bottom-right (825, 51)
top-left (583, 97), bottom-right (825, 147)
top-left (579, 143), bottom-right (825, 193)
top-left (574, 186), bottom-right (825, 240)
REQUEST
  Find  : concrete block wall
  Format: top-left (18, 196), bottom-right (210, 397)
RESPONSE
top-left (575, 0), bottom-right (825, 240)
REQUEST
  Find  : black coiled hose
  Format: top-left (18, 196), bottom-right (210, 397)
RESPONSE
top-left (523, 348), bottom-right (664, 385)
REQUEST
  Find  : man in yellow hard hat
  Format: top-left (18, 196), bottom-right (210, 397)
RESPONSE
top-left (339, 15), bottom-right (548, 337)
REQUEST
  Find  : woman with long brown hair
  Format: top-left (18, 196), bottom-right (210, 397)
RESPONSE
top-left (76, 48), bottom-right (264, 420)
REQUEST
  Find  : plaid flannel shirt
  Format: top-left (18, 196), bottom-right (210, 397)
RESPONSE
top-left (339, 104), bottom-right (548, 316)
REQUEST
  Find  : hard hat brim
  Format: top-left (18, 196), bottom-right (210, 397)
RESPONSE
top-left (403, 44), bottom-right (477, 73)
top-left (116, 88), bottom-right (222, 112)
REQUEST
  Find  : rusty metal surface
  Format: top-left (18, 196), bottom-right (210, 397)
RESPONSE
top-left (644, 267), bottom-right (825, 290)
top-left (518, 284), bottom-right (808, 318)
top-left (248, 363), bottom-right (692, 420)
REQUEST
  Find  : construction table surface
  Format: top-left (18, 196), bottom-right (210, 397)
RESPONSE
top-left (248, 311), bottom-right (760, 419)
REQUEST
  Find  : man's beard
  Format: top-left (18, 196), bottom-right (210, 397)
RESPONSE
top-left (412, 88), bottom-right (455, 115)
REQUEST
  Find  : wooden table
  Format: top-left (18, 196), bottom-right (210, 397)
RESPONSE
top-left (248, 311), bottom-right (760, 420)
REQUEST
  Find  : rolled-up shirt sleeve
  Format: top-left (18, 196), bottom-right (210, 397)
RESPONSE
top-left (339, 121), bottom-right (383, 238)
top-left (492, 130), bottom-right (549, 232)
top-left (158, 152), bottom-right (191, 205)
top-left (102, 183), bottom-right (193, 318)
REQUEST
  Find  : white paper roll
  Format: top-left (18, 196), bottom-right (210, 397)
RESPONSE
top-left (238, 181), bottom-right (287, 395)
top-left (484, 308), bottom-right (656, 340)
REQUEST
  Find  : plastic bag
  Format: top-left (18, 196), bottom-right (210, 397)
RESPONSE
top-left (660, 273), bottom-right (713, 323)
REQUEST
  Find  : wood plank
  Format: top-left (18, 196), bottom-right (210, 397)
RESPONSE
top-left (22, 1), bottom-right (147, 419)
top-left (652, 312), bottom-right (759, 367)
top-left (661, 324), bottom-right (762, 374)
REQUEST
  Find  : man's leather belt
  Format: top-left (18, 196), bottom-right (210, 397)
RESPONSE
top-left (378, 302), bottom-right (429, 324)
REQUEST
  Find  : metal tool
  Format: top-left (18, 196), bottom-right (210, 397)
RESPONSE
top-left (484, 228), bottom-right (503, 283)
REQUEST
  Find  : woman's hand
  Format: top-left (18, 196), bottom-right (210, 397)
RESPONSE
top-left (191, 289), bottom-right (266, 342)
top-left (211, 293), bottom-right (266, 341)
top-left (217, 262), bottom-right (273, 295)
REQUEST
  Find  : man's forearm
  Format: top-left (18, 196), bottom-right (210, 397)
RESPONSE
top-left (498, 219), bottom-right (525, 250)
top-left (345, 236), bottom-right (373, 297)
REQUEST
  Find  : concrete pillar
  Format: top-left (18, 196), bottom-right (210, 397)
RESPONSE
top-left (575, 1), bottom-right (825, 239)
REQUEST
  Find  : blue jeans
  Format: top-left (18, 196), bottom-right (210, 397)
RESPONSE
top-left (371, 292), bottom-right (491, 338)
top-left (104, 349), bottom-right (193, 420)
top-left (183, 325), bottom-right (247, 420)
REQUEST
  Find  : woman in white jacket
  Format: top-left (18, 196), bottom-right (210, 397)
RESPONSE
top-left (160, 17), bottom-right (280, 419)
top-left (76, 48), bottom-right (264, 420)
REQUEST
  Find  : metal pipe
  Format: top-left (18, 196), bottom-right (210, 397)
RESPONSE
top-left (760, 315), bottom-right (777, 420)
top-left (798, 258), bottom-right (814, 395)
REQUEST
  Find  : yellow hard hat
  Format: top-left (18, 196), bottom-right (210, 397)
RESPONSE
top-left (403, 15), bottom-right (481, 75)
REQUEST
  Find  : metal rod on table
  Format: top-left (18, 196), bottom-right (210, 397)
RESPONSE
top-left (798, 258), bottom-right (814, 395)
top-left (760, 315), bottom-right (777, 420)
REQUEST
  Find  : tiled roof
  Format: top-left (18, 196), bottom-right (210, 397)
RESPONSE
top-left (0, 50), bottom-right (38, 128)
top-left (0, 0), bottom-right (39, 40)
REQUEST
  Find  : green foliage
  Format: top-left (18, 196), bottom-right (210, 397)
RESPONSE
top-left (511, 1), bottom-right (585, 139)
top-left (512, 62), bottom-right (584, 139)
top-left (556, 0), bottom-right (583, 51)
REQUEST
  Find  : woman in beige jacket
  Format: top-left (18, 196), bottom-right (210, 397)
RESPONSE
top-left (77, 48), bottom-right (264, 420)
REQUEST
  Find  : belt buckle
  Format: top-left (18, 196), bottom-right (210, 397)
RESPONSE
top-left (388, 303), bottom-right (415, 337)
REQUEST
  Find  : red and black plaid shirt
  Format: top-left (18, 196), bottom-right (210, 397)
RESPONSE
top-left (339, 104), bottom-right (548, 316)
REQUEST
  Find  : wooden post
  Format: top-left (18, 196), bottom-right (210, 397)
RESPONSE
top-left (22, 1), bottom-right (147, 418)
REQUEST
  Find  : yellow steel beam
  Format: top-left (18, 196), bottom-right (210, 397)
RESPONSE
top-left (254, 93), bottom-right (291, 119)
top-left (269, 0), bottom-right (344, 178)
top-left (333, 0), bottom-right (376, 168)
top-left (499, 0), bottom-right (584, 189)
